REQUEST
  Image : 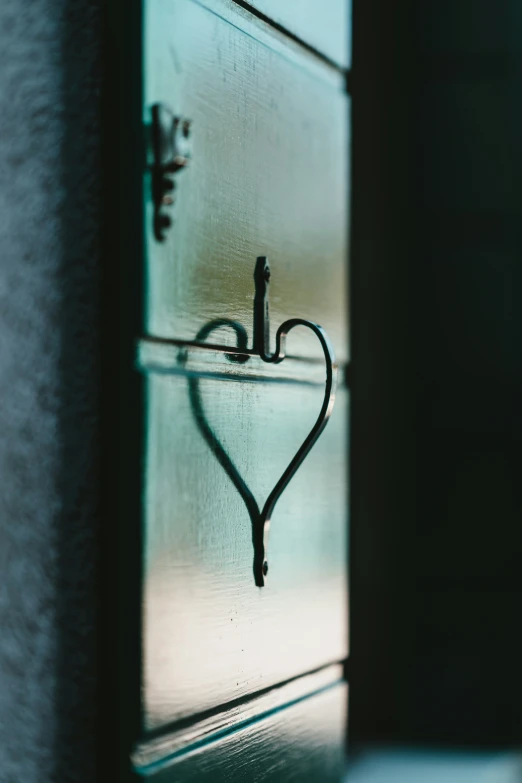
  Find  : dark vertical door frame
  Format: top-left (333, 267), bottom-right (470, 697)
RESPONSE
top-left (349, 0), bottom-right (418, 745)
top-left (100, 0), bottom-right (145, 779)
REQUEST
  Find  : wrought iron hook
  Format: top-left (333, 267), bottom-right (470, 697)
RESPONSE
top-left (252, 257), bottom-right (337, 585)
top-left (188, 258), bottom-right (337, 587)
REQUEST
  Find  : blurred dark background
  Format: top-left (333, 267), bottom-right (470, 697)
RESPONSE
top-left (350, 0), bottom-right (522, 750)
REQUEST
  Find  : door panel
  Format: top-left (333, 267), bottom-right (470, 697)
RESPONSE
top-left (140, 345), bottom-right (348, 730)
top-left (242, 0), bottom-right (351, 68)
top-left (144, 0), bottom-right (350, 363)
top-left (134, 677), bottom-right (348, 782)
top-left (132, 0), bottom-right (350, 774)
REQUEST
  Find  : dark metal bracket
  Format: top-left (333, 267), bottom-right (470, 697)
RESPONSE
top-left (151, 103), bottom-right (192, 242)
top-left (189, 257), bottom-right (337, 587)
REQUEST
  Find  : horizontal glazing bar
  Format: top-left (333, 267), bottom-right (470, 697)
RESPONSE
top-left (136, 337), bottom-right (350, 388)
top-left (132, 663), bottom-right (345, 774)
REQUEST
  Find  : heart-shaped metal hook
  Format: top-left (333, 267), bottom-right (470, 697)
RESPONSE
top-left (188, 260), bottom-right (337, 587)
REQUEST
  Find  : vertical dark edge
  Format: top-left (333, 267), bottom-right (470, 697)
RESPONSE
top-left (101, 0), bottom-right (144, 779)
top-left (344, 13), bottom-right (352, 763)
top-left (56, 2), bottom-right (102, 780)
top-left (349, 0), bottom-right (417, 749)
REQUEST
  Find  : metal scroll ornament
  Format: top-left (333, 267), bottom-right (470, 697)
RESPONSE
top-left (189, 258), bottom-right (337, 587)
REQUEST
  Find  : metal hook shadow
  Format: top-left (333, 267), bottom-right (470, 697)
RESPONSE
top-left (187, 259), bottom-right (337, 587)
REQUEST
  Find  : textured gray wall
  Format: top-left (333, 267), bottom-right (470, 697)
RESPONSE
top-left (0, 1), bottom-right (100, 780)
